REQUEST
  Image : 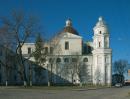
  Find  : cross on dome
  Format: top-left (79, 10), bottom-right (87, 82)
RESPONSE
top-left (99, 16), bottom-right (103, 21)
top-left (95, 16), bottom-right (107, 27)
top-left (66, 18), bottom-right (72, 27)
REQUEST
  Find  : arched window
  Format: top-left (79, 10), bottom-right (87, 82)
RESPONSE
top-left (99, 31), bottom-right (102, 34)
top-left (99, 42), bottom-right (101, 48)
top-left (56, 58), bottom-right (61, 63)
top-left (83, 58), bottom-right (88, 62)
top-left (64, 58), bottom-right (69, 63)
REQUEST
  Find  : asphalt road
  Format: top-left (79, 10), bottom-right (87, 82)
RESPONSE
top-left (0, 86), bottom-right (130, 99)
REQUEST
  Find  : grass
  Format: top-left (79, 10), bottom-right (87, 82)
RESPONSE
top-left (0, 84), bottom-right (111, 91)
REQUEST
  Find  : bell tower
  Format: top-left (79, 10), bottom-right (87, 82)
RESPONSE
top-left (92, 17), bottom-right (112, 86)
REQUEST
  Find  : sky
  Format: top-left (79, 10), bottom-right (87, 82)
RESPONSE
top-left (0, 0), bottom-right (130, 63)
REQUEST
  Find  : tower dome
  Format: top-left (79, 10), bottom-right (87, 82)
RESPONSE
top-left (93, 16), bottom-right (109, 35)
top-left (60, 19), bottom-right (79, 35)
top-left (96, 16), bottom-right (107, 27)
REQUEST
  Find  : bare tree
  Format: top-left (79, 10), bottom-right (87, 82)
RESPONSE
top-left (114, 60), bottom-right (128, 75)
top-left (0, 22), bottom-right (16, 86)
top-left (68, 54), bottom-right (91, 86)
top-left (113, 59), bottom-right (128, 83)
top-left (0, 46), bottom-right (16, 86)
top-left (33, 33), bottom-right (45, 84)
top-left (94, 69), bottom-right (102, 85)
top-left (0, 10), bottom-right (39, 87)
top-left (71, 54), bottom-right (84, 86)
top-left (46, 33), bottom-right (63, 86)
top-left (80, 63), bottom-right (91, 83)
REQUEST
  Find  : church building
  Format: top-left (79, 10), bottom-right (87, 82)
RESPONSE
top-left (22, 17), bottom-right (112, 86)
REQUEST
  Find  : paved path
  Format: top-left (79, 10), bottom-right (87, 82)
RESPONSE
top-left (0, 86), bottom-right (130, 99)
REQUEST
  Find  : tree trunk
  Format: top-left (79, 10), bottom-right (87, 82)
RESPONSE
top-left (19, 47), bottom-right (27, 87)
top-left (5, 80), bottom-right (8, 86)
top-left (24, 81), bottom-right (27, 87)
top-left (29, 63), bottom-right (32, 87)
top-left (47, 64), bottom-right (50, 87)
top-left (48, 81), bottom-right (50, 87)
top-left (30, 81), bottom-right (32, 86)
top-left (50, 64), bottom-right (53, 85)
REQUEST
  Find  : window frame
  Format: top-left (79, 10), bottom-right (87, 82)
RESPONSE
top-left (56, 58), bottom-right (61, 63)
top-left (83, 58), bottom-right (88, 62)
top-left (72, 58), bottom-right (77, 62)
top-left (65, 41), bottom-right (69, 50)
top-left (64, 58), bottom-right (69, 63)
top-left (28, 47), bottom-right (31, 54)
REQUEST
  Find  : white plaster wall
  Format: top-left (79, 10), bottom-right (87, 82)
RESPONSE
top-left (92, 48), bottom-right (112, 85)
top-left (92, 17), bottom-right (112, 85)
top-left (93, 26), bottom-right (108, 35)
top-left (53, 33), bottom-right (82, 55)
top-left (21, 43), bottom-right (35, 55)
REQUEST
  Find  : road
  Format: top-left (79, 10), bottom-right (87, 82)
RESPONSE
top-left (0, 86), bottom-right (130, 99)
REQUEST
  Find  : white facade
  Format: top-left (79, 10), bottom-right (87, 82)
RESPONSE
top-left (52, 33), bottom-right (82, 55)
top-left (92, 17), bottom-right (112, 85)
top-left (21, 17), bottom-right (112, 85)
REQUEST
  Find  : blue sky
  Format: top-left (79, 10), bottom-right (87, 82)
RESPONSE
top-left (0, 0), bottom-right (130, 63)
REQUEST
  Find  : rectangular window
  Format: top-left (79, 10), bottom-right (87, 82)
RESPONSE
top-left (65, 41), bottom-right (69, 50)
top-left (72, 58), bottom-right (77, 62)
top-left (28, 47), bottom-right (31, 54)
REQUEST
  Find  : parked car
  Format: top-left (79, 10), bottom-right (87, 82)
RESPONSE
top-left (115, 83), bottom-right (123, 87)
